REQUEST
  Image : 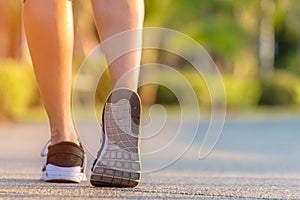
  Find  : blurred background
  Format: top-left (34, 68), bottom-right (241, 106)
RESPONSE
top-left (2, 1), bottom-right (300, 189)
top-left (1, 0), bottom-right (300, 121)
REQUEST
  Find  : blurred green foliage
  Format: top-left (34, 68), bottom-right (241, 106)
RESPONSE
top-left (144, 0), bottom-right (300, 75)
top-left (155, 69), bottom-right (300, 109)
top-left (0, 61), bottom-right (38, 120)
top-left (95, 68), bottom-right (113, 106)
top-left (144, 0), bottom-right (257, 72)
top-left (259, 71), bottom-right (300, 105)
top-left (1, 62), bottom-right (300, 120)
top-left (155, 70), bottom-right (262, 109)
top-left (142, 0), bottom-right (300, 110)
top-left (223, 76), bottom-right (262, 108)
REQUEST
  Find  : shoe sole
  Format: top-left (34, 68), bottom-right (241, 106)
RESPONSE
top-left (90, 89), bottom-right (141, 187)
top-left (42, 164), bottom-right (86, 183)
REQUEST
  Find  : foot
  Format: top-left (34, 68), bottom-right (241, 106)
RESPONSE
top-left (90, 88), bottom-right (142, 187)
top-left (40, 140), bottom-right (87, 183)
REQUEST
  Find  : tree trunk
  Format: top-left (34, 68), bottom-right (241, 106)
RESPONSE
top-left (259, 0), bottom-right (275, 78)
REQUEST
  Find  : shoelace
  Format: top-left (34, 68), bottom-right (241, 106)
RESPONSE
top-left (40, 139), bottom-right (51, 157)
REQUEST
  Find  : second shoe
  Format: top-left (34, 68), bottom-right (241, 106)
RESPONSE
top-left (90, 88), bottom-right (142, 187)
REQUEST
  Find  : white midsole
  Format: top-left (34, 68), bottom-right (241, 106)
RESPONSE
top-left (41, 164), bottom-right (86, 182)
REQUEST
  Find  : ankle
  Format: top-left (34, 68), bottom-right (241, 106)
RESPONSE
top-left (50, 131), bottom-right (78, 146)
top-left (51, 136), bottom-right (78, 146)
top-left (49, 119), bottom-right (79, 145)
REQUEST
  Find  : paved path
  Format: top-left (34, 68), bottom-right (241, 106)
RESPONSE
top-left (1, 114), bottom-right (300, 199)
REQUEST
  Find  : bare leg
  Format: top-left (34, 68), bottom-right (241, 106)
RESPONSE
top-left (91, 0), bottom-right (144, 91)
top-left (24, 0), bottom-right (77, 145)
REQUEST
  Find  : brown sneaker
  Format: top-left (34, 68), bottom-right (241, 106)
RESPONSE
top-left (41, 141), bottom-right (87, 183)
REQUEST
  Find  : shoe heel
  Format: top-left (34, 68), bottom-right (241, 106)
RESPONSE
top-left (91, 167), bottom-right (140, 187)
